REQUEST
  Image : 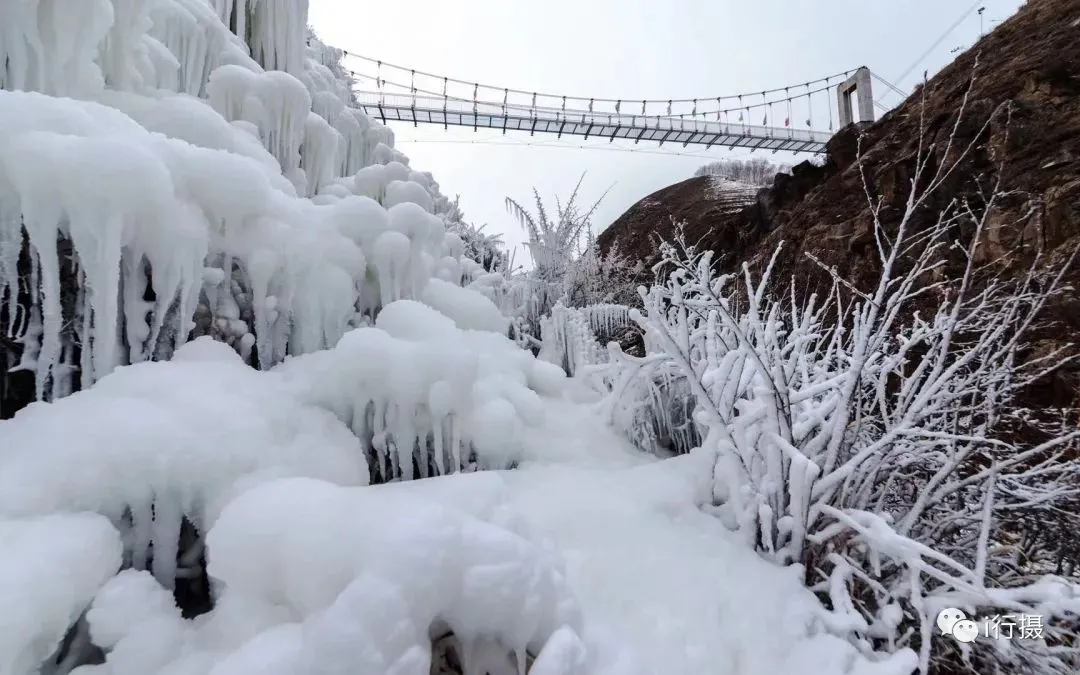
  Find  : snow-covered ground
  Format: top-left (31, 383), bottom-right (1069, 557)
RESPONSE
top-left (1, 356), bottom-right (902, 675)
top-left (704, 175), bottom-right (760, 213)
top-left (384, 389), bottom-right (903, 675)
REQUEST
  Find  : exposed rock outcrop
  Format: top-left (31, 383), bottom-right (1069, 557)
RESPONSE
top-left (598, 0), bottom-right (1080, 407)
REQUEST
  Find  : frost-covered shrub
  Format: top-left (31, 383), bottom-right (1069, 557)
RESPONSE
top-left (594, 348), bottom-right (699, 457)
top-left (501, 176), bottom-right (639, 369)
top-left (604, 76), bottom-right (1080, 673)
top-left (447, 217), bottom-right (510, 274)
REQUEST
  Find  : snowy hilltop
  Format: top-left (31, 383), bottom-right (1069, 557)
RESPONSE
top-left (2, 1), bottom-right (1079, 675)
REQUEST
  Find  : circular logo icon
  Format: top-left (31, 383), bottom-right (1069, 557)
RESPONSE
top-left (952, 619), bottom-right (980, 643)
top-left (936, 607), bottom-right (980, 643)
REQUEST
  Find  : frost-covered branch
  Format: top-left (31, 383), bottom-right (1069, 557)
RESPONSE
top-left (600, 59), bottom-right (1080, 673)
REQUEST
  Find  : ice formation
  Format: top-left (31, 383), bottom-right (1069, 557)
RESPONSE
top-left (0, 1), bottom-right (586, 672)
top-left (273, 300), bottom-right (559, 481)
top-left (538, 303), bottom-right (609, 377)
top-left (47, 478), bottom-right (584, 675)
top-left (0, 0), bottom-right (475, 402)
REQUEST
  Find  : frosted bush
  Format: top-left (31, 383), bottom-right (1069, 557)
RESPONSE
top-left (604, 75), bottom-right (1080, 673)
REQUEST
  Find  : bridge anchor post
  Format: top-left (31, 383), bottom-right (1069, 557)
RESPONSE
top-left (836, 66), bottom-right (874, 128)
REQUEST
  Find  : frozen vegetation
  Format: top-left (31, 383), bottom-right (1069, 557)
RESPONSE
top-left (1, 2), bottom-right (1078, 675)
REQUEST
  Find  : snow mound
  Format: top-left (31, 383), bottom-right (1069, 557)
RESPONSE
top-left (366, 451), bottom-right (919, 675)
top-left (422, 277), bottom-right (511, 335)
top-left (68, 478), bottom-right (584, 675)
top-left (0, 513), bottom-right (122, 675)
top-left (274, 300), bottom-right (559, 481)
top-left (0, 337), bottom-right (368, 588)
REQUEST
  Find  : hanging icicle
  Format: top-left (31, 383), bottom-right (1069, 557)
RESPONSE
top-left (666, 99), bottom-right (672, 116)
top-left (784, 88), bottom-right (792, 129)
top-left (588, 98), bottom-right (594, 113)
top-left (615, 100), bottom-right (621, 114)
top-left (692, 99), bottom-right (697, 117)
top-left (716, 97), bottom-right (722, 121)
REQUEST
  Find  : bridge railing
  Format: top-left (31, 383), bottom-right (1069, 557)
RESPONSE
top-left (352, 91), bottom-right (832, 152)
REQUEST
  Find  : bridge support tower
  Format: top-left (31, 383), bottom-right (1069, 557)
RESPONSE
top-left (836, 67), bottom-right (874, 127)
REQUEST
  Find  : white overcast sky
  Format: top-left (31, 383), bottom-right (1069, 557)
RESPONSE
top-left (309, 0), bottom-right (1023, 258)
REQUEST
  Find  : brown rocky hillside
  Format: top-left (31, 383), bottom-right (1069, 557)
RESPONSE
top-left (598, 0), bottom-right (1080, 408)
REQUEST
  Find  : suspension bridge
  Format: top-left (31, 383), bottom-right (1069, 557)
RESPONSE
top-left (339, 52), bottom-right (897, 155)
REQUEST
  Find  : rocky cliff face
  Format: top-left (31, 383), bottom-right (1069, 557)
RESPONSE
top-left (598, 0), bottom-right (1080, 407)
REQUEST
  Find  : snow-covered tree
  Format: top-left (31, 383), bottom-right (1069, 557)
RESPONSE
top-left (447, 219), bottom-right (509, 274)
top-left (501, 175), bottom-right (642, 374)
top-left (505, 174), bottom-right (605, 288)
top-left (693, 156), bottom-right (792, 187)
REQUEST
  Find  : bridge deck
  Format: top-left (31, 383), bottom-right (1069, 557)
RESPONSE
top-left (352, 92), bottom-right (830, 154)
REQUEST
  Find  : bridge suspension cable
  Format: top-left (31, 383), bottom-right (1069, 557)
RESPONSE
top-left (342, 65), bottom-right (840, 128)
top-left (399, 135), bottom-right (755, 161)
top-left (340, 50), bottom-right (854, 129)
top-left (341, 50), bottom-right (854, 107)
top-left (334, 50), bottom-right (873, 153)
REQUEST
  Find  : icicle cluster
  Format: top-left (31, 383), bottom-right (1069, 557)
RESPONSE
top-left (537, 303), bottom-right (607, 377)
top-left (0, 0), bottom-right (467, 406)
top-left (57, 477), bottom-right (586, 675)
top-left (277, 299), bottom-right (563, 482)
